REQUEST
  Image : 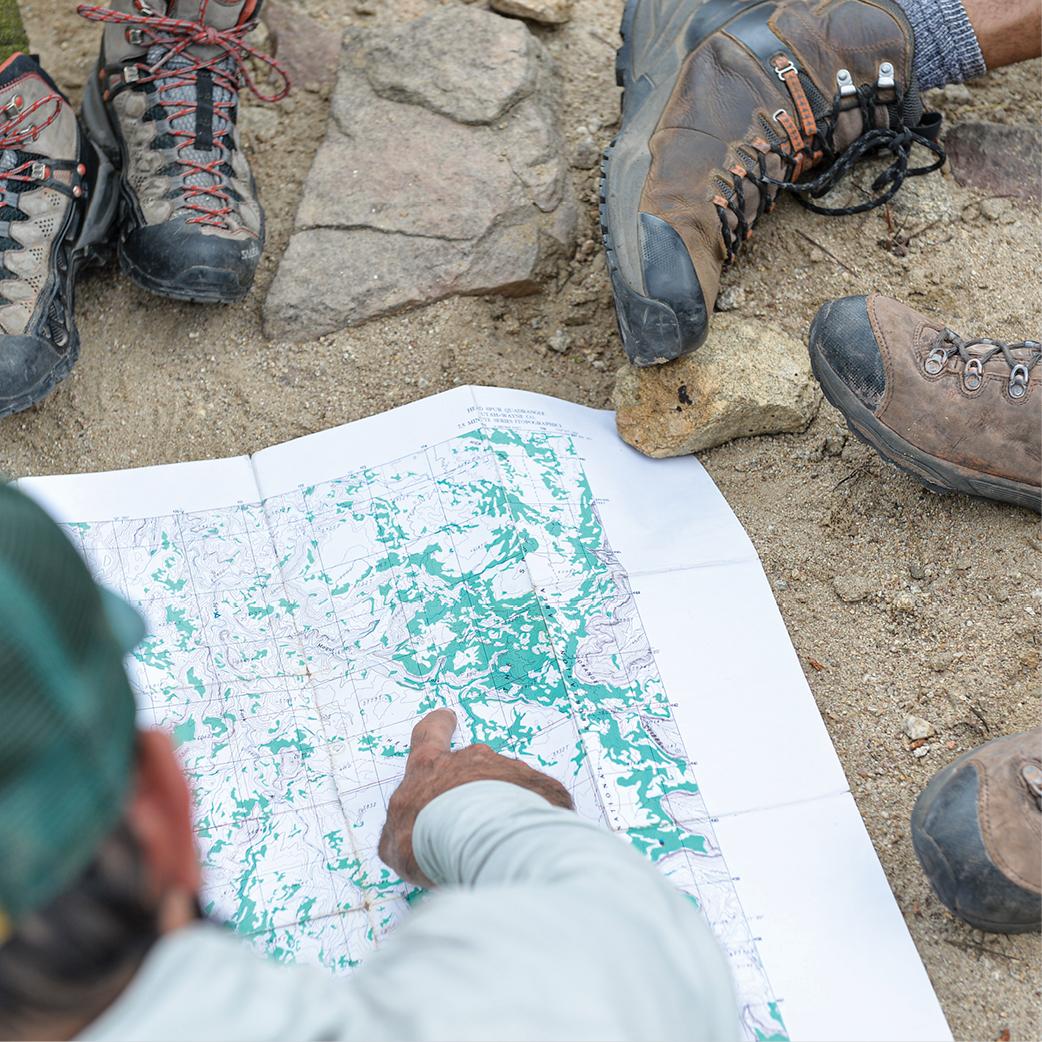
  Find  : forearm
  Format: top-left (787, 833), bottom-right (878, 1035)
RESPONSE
top-left (414, 780), bottom-right (644, 888)
top-left (392, 780), bottom-right (739, 1042)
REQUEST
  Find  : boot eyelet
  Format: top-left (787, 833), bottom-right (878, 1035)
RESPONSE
top-left (1008, 363), bottom-right (1029, 400)
top-left (924, 348), bottom-right (947, 375)
top-left (962, 358), bottom-right (984, 391)
top-left (126, 27), bottom-right (146, 46)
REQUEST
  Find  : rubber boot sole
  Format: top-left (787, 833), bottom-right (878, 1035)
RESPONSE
top-left (0, 135), bottom-right (118, 419)
top-left (809, 314), bottom-right (1042, 513)
top-left (80, 63), bottom-right (259, 306)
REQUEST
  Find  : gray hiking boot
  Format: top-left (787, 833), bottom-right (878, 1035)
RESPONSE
top-left (0, 53), bottom-right (117, 418)
top-left (78, 0), bottom-right (288, 303)
top-left (912, 728), bottom-right (1042, 933)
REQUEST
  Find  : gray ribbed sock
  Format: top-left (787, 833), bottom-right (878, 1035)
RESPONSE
top-left (895, 0), bottom-right (987, 89)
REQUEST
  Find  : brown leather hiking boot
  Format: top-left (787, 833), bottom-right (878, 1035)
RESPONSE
top-left (912, 729), bottom-right (1042, 933)
top-left (600, 0), bottom-right (943, 366)
top-left (809, 294), bottom-right (1041, 512)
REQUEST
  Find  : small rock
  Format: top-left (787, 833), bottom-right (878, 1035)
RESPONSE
top-left (928, 651), bottom-right (953, 672)
top-left (239, 105), bottom-right (279, 144)
top-left (809, 247), bottom-right (826, 263)
top-left (490, 0), bottom-right (572, 25)
top-left (547, 329), bottom-right (571, 353)
top-left (980, 197), bottom-right (1009, 221)
top-left (572, 135), bottom-right (600, 169)
top-left (824, 430), bottom-right (847, 457)
top-left (262, 0), bottom-right (340, 90)
top-left (940, 83), bottom-right (972, 105)
top-left (912, 745), bottom-right (931, 759)
top-left (894, 591), bottom-right (916, 613)
top-left (715, 285), bottom-right (746, 312)
top-left (946, 122), bottom-right (1042, 205)
top-left (833, 575), bottom-right (873, 604)
top-left (908, 560), bottom-right (926, 581)
top-left (904, 715), bottom-right (937, 741)
top-left (612, 315), bottom-right (820, 456)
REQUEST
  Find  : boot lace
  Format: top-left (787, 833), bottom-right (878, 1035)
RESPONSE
top-left (715, 57), bottom-right (945, 266)
top-left (77, 2), bottom-right (290, 228)
top-left (0, 91), bottom-right (87, 203)
top-left (923, 329), bottom-right (1042, 399)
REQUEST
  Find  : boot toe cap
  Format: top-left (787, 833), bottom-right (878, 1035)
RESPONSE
top-left (912, 759), bottom-right (1041, 932)
top-left (0, 335), bottom-right (70, 416)
top-left (809, 295), bottom-right (887, 411)
top-left (121, 220), bottom-right (261, 303)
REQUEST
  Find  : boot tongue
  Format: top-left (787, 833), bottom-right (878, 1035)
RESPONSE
top-left (147, 44), bottom-right (236, 214)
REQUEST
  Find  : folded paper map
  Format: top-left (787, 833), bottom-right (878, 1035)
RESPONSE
top-left (20, 387), bottom-right (951, 1042)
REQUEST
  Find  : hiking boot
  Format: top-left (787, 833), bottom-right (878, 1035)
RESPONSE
top-left (0, 54), bottom-right (118, 418)
top-left (809, 294), bottom-right (1041, 512)
top-left (912, 729), bottom-right (1042, 933)
top-left (78, 0), bottom-right (288, 303)
top-left (600, 0), bottom-right (943, 366)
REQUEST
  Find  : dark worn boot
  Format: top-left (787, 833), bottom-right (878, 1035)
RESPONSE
top-left (0, 53), bottom-right (117, 418)
top-left (912, 728), bottom-right (1042, 933)
top-left (809, 294), bottom-right (1041, 512)
top-left (601, 0), bottom-right (943, 366)
top-left (78, 0), bottom-right (288, 303)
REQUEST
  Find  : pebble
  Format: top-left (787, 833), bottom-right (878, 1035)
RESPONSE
top-left (716, 285), bottom-right (746, 312)
top-left (980, 197), bottom-right (1009, 221)
top-left (928, 651), bottom-right (953, 672)
top-left (912, 745), bottom-right (931, 759)
top-left (572, 136), bottom-right (601, 170)
top-left (547, 329), bottom-right (571, 353)
top-left (908, 560), bottom-right (926, 580)
top-left (833, 575), bottom-right (873, 603)
top-left (940, 83), bottom-right (973, 105)
top-left (894, 591), bottom-right (916, 613)
top-left (904, 715), bottom-right (937, 741)
top-left (824, 430), bottom-right (847, 457)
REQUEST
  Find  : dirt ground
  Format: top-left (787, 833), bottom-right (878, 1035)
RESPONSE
top-left (6, 1), bottom-right (1041, 1038)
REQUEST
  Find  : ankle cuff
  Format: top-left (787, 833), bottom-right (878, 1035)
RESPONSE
top-left (895, 0), bottom-right (987, 90)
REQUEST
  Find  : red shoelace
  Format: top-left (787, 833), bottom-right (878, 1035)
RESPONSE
top-left (77, 2), bottom-right (290, 227)
top-left (0, 91), bottom-right (85, 200)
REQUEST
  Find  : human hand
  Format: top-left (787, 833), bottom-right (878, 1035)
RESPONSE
top-left (377, 708), bottom-right (574, 888)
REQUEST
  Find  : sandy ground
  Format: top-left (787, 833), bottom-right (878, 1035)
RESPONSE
top-left (6, 1), bottom-right (1041, 1038)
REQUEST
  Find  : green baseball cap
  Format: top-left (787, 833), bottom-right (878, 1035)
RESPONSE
top-left (0, 482), bottom-right (145, 941)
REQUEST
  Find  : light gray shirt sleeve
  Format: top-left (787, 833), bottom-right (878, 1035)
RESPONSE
top-left (81, 780), bottom-right (738, 1042)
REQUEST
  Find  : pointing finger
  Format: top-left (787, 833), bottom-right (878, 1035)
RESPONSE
top-left (407, 708), bottom-right (457, 766)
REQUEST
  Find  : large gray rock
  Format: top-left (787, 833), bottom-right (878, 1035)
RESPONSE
top-left (612, 315), bottom-right (821, 457)
top-left (264, 8), bottom-right (576, 341)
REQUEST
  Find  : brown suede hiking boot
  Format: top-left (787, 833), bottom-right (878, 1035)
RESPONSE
top-left (600, 0), bottom-right (943, 366)
top-left (912, 729), bottom-right (1042, 934)
top-left (808, 294), bottom-right (1041, 512)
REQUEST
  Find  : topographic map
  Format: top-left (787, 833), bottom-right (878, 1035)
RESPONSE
top-left (64, 426), bottom-right (786, 1037)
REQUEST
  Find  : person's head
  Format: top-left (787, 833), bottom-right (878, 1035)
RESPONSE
top-left (0, 484), bottom-right (201, 1040)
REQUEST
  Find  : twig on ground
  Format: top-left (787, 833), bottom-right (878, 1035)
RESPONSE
top-left (793, 229), bottom-right (861, 277)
